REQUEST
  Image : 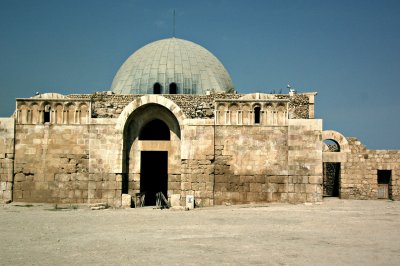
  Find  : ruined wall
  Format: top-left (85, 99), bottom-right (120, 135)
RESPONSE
top-left (69, 92), bottom-right (241, 119)
top-left (341, 138), bottom-right (400, 200)
top-left (0, 118), bottom-right (14, 202)
top-left (67, 92), bottom-right (313, 120)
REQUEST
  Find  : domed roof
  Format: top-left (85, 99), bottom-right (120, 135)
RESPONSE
top-left (111, 38), bottom-right (234, 95)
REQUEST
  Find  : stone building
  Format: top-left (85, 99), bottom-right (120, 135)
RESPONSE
top-left (0, 37), bottom-right (399, 207)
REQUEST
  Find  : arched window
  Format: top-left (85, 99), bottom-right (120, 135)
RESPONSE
top-left (44, 104), bottom-right (51, 123)
top-left (153, 83), bottom-right (161, 94)
top-left (254, 106), bottom-right (261, 124)
top-left (169, 83), bottom-right (177, 94)
top-left (139, 119), bottom-right (170, 140)
top-left (323, 139), bottom-right (340, 152)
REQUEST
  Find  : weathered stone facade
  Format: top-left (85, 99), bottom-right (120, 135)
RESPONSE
top-left (0, 92), bottom-right (399, 207)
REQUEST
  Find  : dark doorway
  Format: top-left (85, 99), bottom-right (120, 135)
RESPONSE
top-left (323, 162), bottom-right (340, 197)
top-left (169, 83), bottom-right (177, 94)
top-left (140, 151), bottom-right (168, 206)
top-left (377, 170), bottom-right (392, 199)
top-left (153, 83), bottom-right (161, 94)
top-left (139, 119), bottom-right (170, 140)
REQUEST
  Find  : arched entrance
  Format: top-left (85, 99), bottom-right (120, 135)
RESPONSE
top-left (120, 98), bottom-right (183, 207)
top-left (321, 130), bottom-right (350, 198)
top-left (323, 139), bottom-right (340, 197)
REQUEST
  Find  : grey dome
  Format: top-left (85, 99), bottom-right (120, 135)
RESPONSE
top-left (111, 38), bottom-right (234, 95)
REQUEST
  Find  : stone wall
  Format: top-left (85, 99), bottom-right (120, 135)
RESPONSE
top-left (212, 119), bottom-right (323, 205)
top-left (13, 124), bottom-right (90, 203)
top-left (88, 120), bottom-right (123, 207)
top-left (287, 119), bottom-right (323, 202)
top-left (180, 120), bottom-right (215, 207)
top-left (214, 125), bottom-right (288, 204)
top-left (0, 118), bottom-right (14, 202)
top-left (341, 138), bottom-right (400, 200)
top-left (12, 120), bottom-right (125, 206)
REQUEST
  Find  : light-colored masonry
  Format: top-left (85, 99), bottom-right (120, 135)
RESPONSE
top-left (0, 92), bottom-right (399, 207)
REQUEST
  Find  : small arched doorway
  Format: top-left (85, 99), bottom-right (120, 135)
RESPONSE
top-left (169, 83), bottom-right (177, 94)
top-left (323, 139), bottom-right (340, 197)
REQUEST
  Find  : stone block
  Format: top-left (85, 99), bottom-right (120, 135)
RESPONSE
top-left (0, 182), bottom-right (6, 191)
top-left (308, 176), bottom-right (322, 184)
top-left (13, 190), bottom-right (22, 199)
top-left (170, 194), bottom-right (181, 207)
top-left (269, 176), bottom-right (286, 184)
top-left (121, 194), bottom-right (132, 208)
top-left (277, 183), bottom-right (288, 193)
top-left (14, 173), bottom-right (26, 182)
top-left (306, 184), bottom-right (316, 193)
top-left (249, 183), bottom-right (262, 192)
top-left (169, 182), bottom-right (180, 190)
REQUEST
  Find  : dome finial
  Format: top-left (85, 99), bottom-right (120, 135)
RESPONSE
top-left (173, 9), bottom-right (176, 37)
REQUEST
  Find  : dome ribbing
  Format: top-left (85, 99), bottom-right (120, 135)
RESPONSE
top-left (111, 38), bottom-right (234, 94)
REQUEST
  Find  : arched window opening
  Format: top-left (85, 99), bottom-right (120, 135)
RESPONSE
top-left (43, 109), bottom-right (50, 123)
top-left (169, 83), bottom-right (177, 94)
top-left (323, 139), bottom-right (340, 152)
top-left (139, 119), bottom-right (170, 140)
top-left (254, 106), bottom-right (261, 124)
top-left (153, 83), bottom-right (161, 94)
top-left (44, 105), bottom-right (51, 123)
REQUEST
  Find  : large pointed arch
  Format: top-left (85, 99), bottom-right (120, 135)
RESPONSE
top-left (116, 95), bottom-right (185, 202)
top-left (115, 95), bottom-right (186, 134)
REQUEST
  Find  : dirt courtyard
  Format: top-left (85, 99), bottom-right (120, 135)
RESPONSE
top-left (1, 198), bottom-right (399, 265)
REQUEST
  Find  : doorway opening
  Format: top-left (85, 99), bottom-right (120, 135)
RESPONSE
top-left (323, 162), bottom-right (340, 197)
top-left (140, 151), bottom-right (168, 206)
top-left (377, 170), bottom-right (392, 199)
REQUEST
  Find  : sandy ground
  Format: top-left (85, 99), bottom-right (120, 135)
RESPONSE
top-left (1, 198), bottom-right (399, 266)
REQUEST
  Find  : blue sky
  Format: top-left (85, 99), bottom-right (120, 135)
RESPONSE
top-left (0, 0), bottom-right (399, 149)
